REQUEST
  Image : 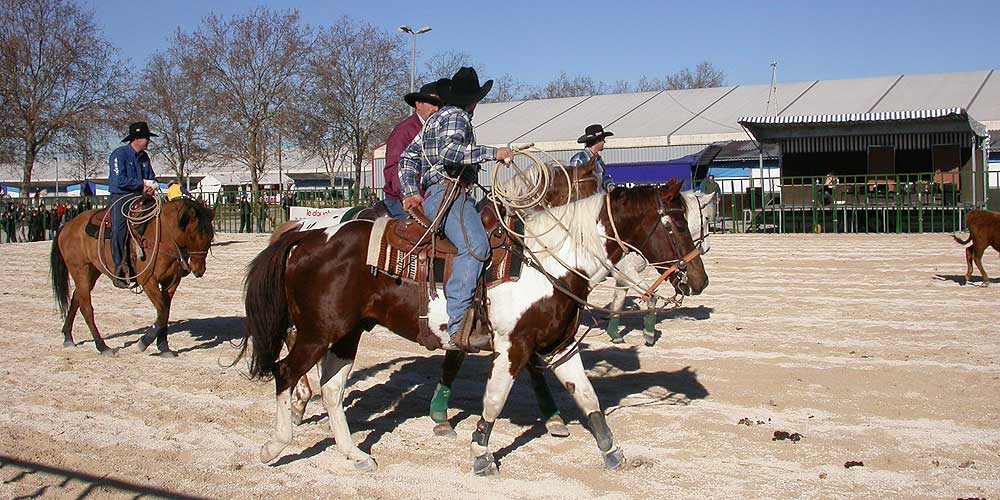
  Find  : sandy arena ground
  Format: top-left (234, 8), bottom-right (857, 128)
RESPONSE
top-left (0, 232), bottom-right (998, 499)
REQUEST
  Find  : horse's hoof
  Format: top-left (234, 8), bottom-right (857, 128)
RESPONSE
top-left (100, 348), bottom-right (118, 357)
top-left (472, 452), bottom-right (499, 476)
top-left (603, 447), bottom-right (626, 470)
top-left (545, 416), bottom-right (570, 438)
top-left (62, 340), bottom-right (76, 348)
top-left (610, 336), bottom-right (625, 345)
top-left (433, 423), bottom-right (457, 438)
top-left (291, 412), bottom-right (304, 426)
top-left (156, 350), bottom-right (178, 358)
top-left (260, 441), bottom-right (287, 464)
top-left (353, 456), bottom-right (378, 472)
top-left (136, 336), bottom-right (152, 353)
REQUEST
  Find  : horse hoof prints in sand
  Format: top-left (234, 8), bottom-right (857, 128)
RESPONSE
top-left (237, 163), bottom-right (708, 475)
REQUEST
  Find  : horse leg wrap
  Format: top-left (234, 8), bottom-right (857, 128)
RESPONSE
top-left (470, 418), bottom-right (498, 476)
top-left (429, 383), bottom-right (452, 424)
top-left (588, 411), bottom-right (626, 470)
top-left (587, 411), bottom-right (615, 453)
top-left (606, 317), bottom-right (621, 339)
top-left (472, 418), bottom-right (494, 448)
top-left (531, 375), bottom-right (560, 419)
top-left (643, 313), bottom-right (656, 334)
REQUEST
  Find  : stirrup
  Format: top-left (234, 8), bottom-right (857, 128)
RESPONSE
top-left (451, 309), bottom-right (482, 353)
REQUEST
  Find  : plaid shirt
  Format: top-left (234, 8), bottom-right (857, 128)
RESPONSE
top-left (399, 106), bottom-right (496, 198)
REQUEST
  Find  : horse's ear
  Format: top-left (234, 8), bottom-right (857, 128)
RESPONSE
top-left (663, 179), bottom-right (683, 201)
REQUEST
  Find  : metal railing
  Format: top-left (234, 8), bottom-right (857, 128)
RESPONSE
top-left (700, 171), bottom-right (990, 234)
top-left (3, 170), bottom-right (996, 242)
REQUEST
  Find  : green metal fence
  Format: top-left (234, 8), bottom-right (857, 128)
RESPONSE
top-left (704, 171), bottom-right (992, 234)
top-left (4, 170), bottom-right (997, 243)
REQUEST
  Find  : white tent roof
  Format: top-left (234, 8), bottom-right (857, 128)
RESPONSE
top-left (376, 69), bottom-right (1000, 159)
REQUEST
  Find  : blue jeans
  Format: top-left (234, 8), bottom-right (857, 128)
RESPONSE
top-left (382, 197), bottom-right (408, 221)
top-left (423, 183), bottom-right (490, 337)
top-left (110, 194), bottom-right (131, 271)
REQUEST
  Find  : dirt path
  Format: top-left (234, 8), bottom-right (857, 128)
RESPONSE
top-left (1, 233), bottom-right (997, 499)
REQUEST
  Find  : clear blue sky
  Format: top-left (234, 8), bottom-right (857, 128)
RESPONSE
top-left (89, 0), bottom-right (998, 87)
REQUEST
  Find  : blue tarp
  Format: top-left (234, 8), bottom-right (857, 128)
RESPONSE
top-left (605, 153), bottom-right (709, 189)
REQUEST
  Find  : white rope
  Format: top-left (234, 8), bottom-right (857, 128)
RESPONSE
top-left (96, 194), bottom-right (163, 283)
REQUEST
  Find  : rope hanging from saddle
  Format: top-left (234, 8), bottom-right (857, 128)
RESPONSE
top-left (96, 194), bottom-right (164, 288)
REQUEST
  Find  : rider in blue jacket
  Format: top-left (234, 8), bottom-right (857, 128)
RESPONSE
top-left (108, 122), bottom-right (158, 288)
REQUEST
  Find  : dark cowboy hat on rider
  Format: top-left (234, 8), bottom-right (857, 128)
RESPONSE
top-left (440, 67), bottom-right (493, 106)
top-left (577, 124), bottom-right (613, 144)
top-left (404, 78), bottom-right (450, 107)
top-left (121, 121), bottom-right (158, 143)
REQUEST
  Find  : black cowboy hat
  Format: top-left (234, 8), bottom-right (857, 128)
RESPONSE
top-left (121, 121), bottom-right (158, 143)
top-left (440, 67), bottom-right (492, 107)
top-left (404, 78), bottom-right (449, 107)
top-left (577, 124), bottom-right (613, 144)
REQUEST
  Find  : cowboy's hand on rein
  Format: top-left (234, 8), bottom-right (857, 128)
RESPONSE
top-left (403, 194), bottom-right (424, 212)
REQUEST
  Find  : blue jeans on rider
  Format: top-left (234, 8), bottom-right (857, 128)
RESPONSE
top-left (110, 194), bottom-right (130, 272)
top-left (422, 182), bottom-right (490, 337)
top-left (382, 197), bottom-right (408, 221)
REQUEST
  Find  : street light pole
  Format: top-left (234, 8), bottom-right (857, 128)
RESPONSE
top-left (398, 25), bottom-right (432, 93)
top-left (53, 156), bottom-right (58, 199)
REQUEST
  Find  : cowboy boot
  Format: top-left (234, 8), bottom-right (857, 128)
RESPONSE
top-left (450, 308), bottom-right (482, 353)
top-left (112, 262), bottom-right (131, 289)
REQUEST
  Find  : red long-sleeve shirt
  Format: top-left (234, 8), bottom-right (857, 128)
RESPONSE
top-left (382, 113), bottom-right (421, 200)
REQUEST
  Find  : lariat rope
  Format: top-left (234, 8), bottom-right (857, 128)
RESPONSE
top-left (96, 194), bottom-right (163, 285)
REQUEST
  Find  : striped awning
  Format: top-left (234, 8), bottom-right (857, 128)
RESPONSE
top-left (739, 108), bottom-right (989, 138)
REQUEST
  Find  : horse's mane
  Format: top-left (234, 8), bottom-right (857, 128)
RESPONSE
top-left (173, 197), bottom-right (215, 239)
top-left (612, 180), bottom-right (689, 215)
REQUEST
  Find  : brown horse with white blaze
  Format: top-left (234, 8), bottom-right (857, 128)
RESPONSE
top-left (238, 165), bottom-right (706, 475)
top-left (50, 197), bottom-right (215, 356)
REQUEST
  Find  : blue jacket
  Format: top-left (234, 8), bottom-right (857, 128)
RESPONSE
top-left (108, 144), bottom-right (157, 195)
top-left (569, 148), bottom-right (614, 191)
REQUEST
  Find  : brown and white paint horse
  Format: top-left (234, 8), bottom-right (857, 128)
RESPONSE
top-left (238, 165), bottom-right (706, 475)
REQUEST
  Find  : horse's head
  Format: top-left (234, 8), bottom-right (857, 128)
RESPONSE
top-left (608, 181), bottom-right (709, 296)
top-left (543, 155), bottom-right (601, 206)
top-left (163, 198), bottom-right (215, 278)
top-left (681, 190), bottom-right (716, 255)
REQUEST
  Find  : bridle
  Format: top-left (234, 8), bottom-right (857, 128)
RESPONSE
top-left (636, 193), bottom-right (703, 302)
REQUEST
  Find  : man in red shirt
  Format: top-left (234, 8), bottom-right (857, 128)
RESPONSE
top-left (382, 78), bottom-right (448, 220)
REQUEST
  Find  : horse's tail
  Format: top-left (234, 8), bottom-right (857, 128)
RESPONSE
top-left (952, 232), bottom-right (972, 246)
top-left (49, 227), bottom-right (70, 317)
top-left (236, 229), bottom-right (311, 380)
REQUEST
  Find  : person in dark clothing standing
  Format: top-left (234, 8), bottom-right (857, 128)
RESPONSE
top-left (238, 195), bottom-right (250, 233)
top-left (108, 121), bottom-right (159, 288)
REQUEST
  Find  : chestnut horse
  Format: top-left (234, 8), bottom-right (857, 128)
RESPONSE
top-left (238, 163), bottom-right (706, 475)
top-left (50, 197), bottom-right (215, 356)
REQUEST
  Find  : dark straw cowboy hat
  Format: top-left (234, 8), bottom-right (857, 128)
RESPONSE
top-left (121, 121), bottom-right (158, 143)
top-left (404, 78), bottom-right (449, 107)
top-left (440, 67), bottom-right (493, 107)
top-left (577, 124), bottom-right (614, 144)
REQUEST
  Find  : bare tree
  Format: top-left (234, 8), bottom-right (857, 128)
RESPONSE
top-left (527, 71), bottom-right (607, 99)
top-left (140, 37), bottom-right (213, 184)
top-left (422, 50), bottom-right (477, 82)
top-left (0, 0), bottom-right (125, 191)
top-left (665, 61), bottom-right (726, 90)
top-left (57, 122), bottom-right (114, 182)
top-left (301, 17), bottom-right (408, 201)
top-left (182, 7), bottom-right (313, 197)
top-left (482, 73), bottom-right (527, 103)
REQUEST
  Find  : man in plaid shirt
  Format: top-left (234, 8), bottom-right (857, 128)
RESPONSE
top-left (399, 67), bottom-right (513, 351)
